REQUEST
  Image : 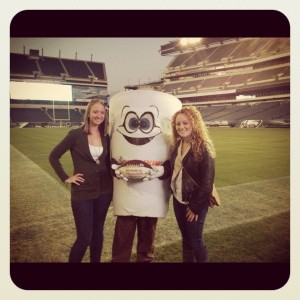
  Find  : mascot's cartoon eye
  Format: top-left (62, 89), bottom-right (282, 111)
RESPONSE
top-left (123, 111), bottom-right (155, 134)
top-left (124, 112), bottom-right (139, 133)
top-left (128, 117), bottom-right (140, 131)
top-left (139, 113), bottom-right (154, 133)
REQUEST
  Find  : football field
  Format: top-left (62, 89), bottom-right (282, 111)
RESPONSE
top-left (10, 127), bottom-right (290, 262)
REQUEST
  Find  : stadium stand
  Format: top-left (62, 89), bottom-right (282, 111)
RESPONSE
top-left (86, 62), bottom-right (106, 80)
top-left (10, 53), bottom-right (39, 76)
top-left (11, 38), bottom-right (290, 129)
top-left (11, 108), bottom-right (52, 123)
top-left (38, 56), bottom-right (65, 77)
top-left (10, 49), bottom-right (108, 128)
top-left (127, 37), bottom-right (290, 128)
top-left (61, 59), bottom-right (92, 78)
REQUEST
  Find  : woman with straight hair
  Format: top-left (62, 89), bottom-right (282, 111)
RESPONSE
top-left (49, 99), bottom-right (113, 262)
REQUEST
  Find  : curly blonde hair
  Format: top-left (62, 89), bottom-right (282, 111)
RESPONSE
top-left (171, 106), bottom-right (216, 159)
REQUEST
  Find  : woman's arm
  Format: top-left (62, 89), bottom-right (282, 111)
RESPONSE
top-left (188, 151), bottom-right (215, 214)
top-left (49, 129), bottom-right (76, 183)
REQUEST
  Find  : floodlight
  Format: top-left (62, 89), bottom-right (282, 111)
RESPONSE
top-left (179, 38), bottom-right (202, 47)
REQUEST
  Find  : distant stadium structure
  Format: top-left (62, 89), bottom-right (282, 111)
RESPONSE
top-left (10, 49), bottom-right (108, 128)
top-left (125, 37), bottom-right (290, 128)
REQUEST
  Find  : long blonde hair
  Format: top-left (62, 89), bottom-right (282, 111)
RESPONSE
top-left (82, 99), bottom-right (109, 136)
top-left (171, 106), bottom-right (216, 159)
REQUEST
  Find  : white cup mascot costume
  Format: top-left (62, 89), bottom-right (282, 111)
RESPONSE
top-left (109, 90), bottom-right (181, 262)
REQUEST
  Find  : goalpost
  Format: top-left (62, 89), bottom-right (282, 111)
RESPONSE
top-left (51, 99), bottom-right (71, 127)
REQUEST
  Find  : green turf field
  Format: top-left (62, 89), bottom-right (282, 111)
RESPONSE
top-left (10, 127), bottom-right (290, 262)
top-left (10, 127), bottom-right (290, 187)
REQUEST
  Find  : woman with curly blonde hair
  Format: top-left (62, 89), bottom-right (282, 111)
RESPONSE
top-left (171, 106), bottom-right (216, 159)
top-left (169, 106), bottom-right (216, 262)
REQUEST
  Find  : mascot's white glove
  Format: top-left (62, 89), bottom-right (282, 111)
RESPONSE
top-left (143, 166), bottom-right (164, 181)
top-left (111, 163), bottom-right (129, 181)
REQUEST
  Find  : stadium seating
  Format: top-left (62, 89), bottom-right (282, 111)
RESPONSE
top-left (10, 37), bottom-right (290, 128)
top-left (61, 59), bottom-right (91, 78)
top-left (10, 51), bottom-right (108, 127)
top-left (11, 108), bottom-right (52, 123)
top-left (199, 101), bottom-right (290, 126)
top-left (86, 62), bottom-right (106, 80)
top-left (10, 106), bottom-right (85, 126)
top-left (10, 51), bottom-right (108, 82)
top-left (39, 57), bottom-right (65, 77)
top-left (166, 38), bottom-right (289, 69)
top-left (10, 53), bottom-right (39, 75)
top-left (156, 37), bottom-right (290, 127)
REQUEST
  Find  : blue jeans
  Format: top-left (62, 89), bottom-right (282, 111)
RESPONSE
top-left (69, 194), bottom-right (112, 263)
top-left (173, 197), bottom-right (209, 262)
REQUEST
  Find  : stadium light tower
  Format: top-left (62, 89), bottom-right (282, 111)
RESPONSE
top-left (179, 38), bottom-right (202, 47)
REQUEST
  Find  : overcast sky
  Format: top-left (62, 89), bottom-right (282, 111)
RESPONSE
top-left (10, 38), bottom-right (175, 96)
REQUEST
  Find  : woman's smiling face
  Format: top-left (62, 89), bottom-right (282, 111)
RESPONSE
top-left (175, 113), bottom-right (193, 140)
top-left (89, 102), bottom-right (106, 126)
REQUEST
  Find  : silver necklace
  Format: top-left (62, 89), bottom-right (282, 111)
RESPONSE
top-left (89, 135), bottom-right (102, 165)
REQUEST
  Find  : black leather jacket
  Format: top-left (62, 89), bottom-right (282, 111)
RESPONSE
top-left (168, 141), bottom-right (215, 213)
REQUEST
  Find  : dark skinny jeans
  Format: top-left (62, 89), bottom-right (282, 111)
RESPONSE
top-left (69, 194), bottom-right (112, 263)
top-left (173, 197), bottom-right (209, 262)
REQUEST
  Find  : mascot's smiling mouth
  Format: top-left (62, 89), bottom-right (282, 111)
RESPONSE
top-left (122, 135), bottom-right (155, 145)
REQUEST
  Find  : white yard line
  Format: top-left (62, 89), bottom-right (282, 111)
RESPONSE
top-left (10, 145), bottom-right (290, 261)
top-left (10, 145), bottom-right (70, 229)
top-left (205, 176), bottom-right (290, 232)
top-left (156, 176), bottom-right (290, 246)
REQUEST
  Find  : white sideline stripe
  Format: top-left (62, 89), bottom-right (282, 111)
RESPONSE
top-left (11, 144), bottom-right (289, 225)
top-left (11, 145), bottom-right (115, 211)
top-left (216, 176), bottom-right (290, 190)
top-left (11, 145), bottom-right (289, 247)
top-left (10, 145), bottom-right (114, 219)
top-left (11, 145), bottom-right (68, 194)
top-left (11, 145), bottom-right (71, 232)
top-left (206, 177), bottom-right (290, 232)
top-left (206, 209), bottom-right (289, 233)
top-left (156, 175), bottom-right (290, 248)
top-left (213, 177), bottom-right (290, 218)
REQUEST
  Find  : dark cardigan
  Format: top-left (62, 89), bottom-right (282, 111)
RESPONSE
top-left (49, 127), bottom-right (113, 201)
